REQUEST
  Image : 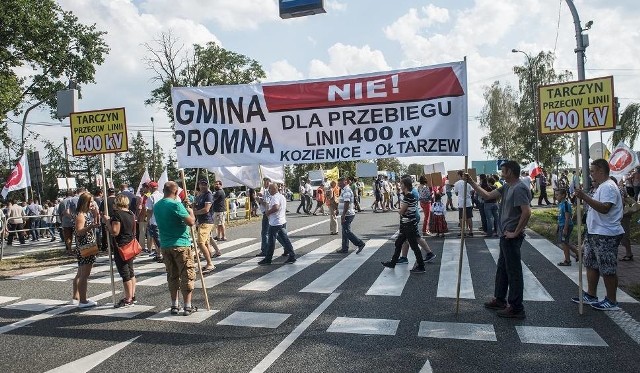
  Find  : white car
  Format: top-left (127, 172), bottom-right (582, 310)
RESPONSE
top-left (235, 191), bottom-right (248, 208)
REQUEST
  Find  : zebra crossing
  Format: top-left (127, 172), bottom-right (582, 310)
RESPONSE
top-left (2, 234), bottom-right (639, 347)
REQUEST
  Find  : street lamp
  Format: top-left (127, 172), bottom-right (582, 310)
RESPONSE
top-left (511, 49), bottom-right (541, 165)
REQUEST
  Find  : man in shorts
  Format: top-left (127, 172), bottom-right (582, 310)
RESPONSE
top-left (193, 179), bottom-right (218, 273)
top-left (212, 180), bottom-right (227, 241)
top-left (154, 181), bottom-right (198, 316)
top-left (572, 159), bottom-right (624, 310)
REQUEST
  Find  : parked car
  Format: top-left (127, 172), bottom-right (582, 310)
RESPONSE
top-left (235, 191), bottom-right (247, 208)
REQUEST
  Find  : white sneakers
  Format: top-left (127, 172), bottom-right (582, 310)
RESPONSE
top-left (78, 299), bottom-right (97, 308)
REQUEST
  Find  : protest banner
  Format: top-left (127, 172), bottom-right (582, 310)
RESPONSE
top-left (69, 108), bottom-right (128, 156)
top-left (538, 76), bottom-right (615, 135)
top-left (171, 61), bottom-right (468, 167)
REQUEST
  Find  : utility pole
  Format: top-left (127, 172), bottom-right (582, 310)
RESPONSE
top-left (565, 0), bottom-right (592, 191)
top-left (151, 116), bottom-right (155, 180)
top-left (63, 136), bottom-right (71, 191)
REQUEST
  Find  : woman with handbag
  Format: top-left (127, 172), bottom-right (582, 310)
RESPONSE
top-left (103, 194), bottom-right (139, 308)
top-left (73, 192), bottom-right (100, 308)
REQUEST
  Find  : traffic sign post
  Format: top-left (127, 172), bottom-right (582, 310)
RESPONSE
top-left (69, 107), bottom-right (129, 307)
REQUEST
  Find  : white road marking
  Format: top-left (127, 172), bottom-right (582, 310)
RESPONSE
top-left (44, 335), bottom-right (141, 373)
top-left (218, 311), bottom-right (291, 328)
top-left (485, 239), bottom-right (554, 301)
top-left (249, 292), bottom-right (340, 373)
top-left (516, 326), bottom-right (607, 346)
top-left (239, 239), bottom-right (337, 291)
top-left (418, 321), bottom-right (497, 341)
top-left (366, 255), bottom-right (416, 296)
top-left (327, 317), bottom-right (400, 335)
top-left (300, 238), bottom-right (386, 294)
top-left (437, 239), bottom-right (474, 299)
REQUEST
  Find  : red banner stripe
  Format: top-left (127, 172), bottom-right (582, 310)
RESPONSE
top-left (262, 67), bottom-right (464, 112)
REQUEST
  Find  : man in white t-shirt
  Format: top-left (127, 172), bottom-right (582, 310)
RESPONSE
top-left (572, 159), bottom-right (624, 311)
top-left (336, 177), bottom-right (366, 253)
top-left (258, 183), bottom-right (295, 265)
top-left (453, 170), bottom-right (474, 236)
top-left (145, 181), bottom-right (164, 262)
top-left (551, 173), bottom-right (559, 204)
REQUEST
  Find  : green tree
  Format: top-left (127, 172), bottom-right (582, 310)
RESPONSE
top-left (512, 51), bottom-right (573, 166)
top-left (121, 132), bottom-right (151, 185)
top-left (144, 32), bottom-right (266, 125)
top-left (376, 158), bottom-right (406, 177)
top-left (610, 103), bottom-right (640, 149)
top-left (479, 81), bottom-right (522, 159)
top-left (407, 163), bottom-right (425, 177)
top-left (42, 140), bottom-right (68, 199)
top-left (0, 0), bottom-right (109, 149)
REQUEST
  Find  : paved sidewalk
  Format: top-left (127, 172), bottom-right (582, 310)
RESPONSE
top-left (618, 244), bottom-right (640, 289)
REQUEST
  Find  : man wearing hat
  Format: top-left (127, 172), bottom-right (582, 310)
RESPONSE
top-left (193, 179), bottom-right (218, 273)
top-left (146, 181), bottom-right (164, 262)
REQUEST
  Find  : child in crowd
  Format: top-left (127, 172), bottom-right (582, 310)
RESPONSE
top-left (430, 193), bottom-right (448, 237)
top-left (556, 189), bottom-right (579, 266)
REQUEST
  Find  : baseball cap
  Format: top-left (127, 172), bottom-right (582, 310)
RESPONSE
top-left (198, 179), bottom-right (208, 184)
top-left (148, 181), bottom-right (158, 188)
top-left (107, 187), bottom-right (115, 194)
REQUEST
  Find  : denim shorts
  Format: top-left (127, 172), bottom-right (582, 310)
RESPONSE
top-left (556, 224), bottom-right (573, 244)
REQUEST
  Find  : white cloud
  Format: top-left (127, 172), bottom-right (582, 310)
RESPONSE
top-left (266, 60), bottom-right (304, 82)
top-left (325, 0), bottom-right (347, 11)
top-left (308, 43), bottom-right (391, 78)
top-left (139, 0), bottom-right (279, 30)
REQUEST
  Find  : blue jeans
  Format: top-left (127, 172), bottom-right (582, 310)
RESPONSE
top-left (29, 218), bottom-right (40, 240)
top-left (261, 214), bottom-right (286, 255)
top-left (495, 235), bottom-right (525, 311)
top-left (341, 215), bottom-right (364, 251)
top-left (484, 203), bottom-right (498, 236)
top-left (265, 224), bottom-right (294, 261)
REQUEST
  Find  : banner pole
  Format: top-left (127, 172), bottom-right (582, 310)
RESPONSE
top-left (101, 153), bottom-right (117, 306)
top-left (455, 156), bottom-right (469, 315)
top-left (180, 168), bottom-right (211, 311)
top-left (574, 133), bottom-right (584, 315)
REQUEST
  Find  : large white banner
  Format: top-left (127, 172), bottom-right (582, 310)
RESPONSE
top-left (172, 61), bottom-right (468, 167)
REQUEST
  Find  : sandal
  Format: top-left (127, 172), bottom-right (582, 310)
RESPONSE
top-left (620, 255), bottom-right (634, 261)
top-left (183, 305), bottom-right (198, 316)
top-left (170, 306), bottom-right (180, 315)
top-left (557, 261), bottom-right (571, 266)
top-left (201, 266), bottom-right (215, 274)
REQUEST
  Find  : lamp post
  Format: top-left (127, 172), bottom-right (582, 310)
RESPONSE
top-left (151, 116), bottom-right (155, 180)
top-left (511, 49), bottom-right (540, 165)
top-left (565, 0), bottom-right (592, 191)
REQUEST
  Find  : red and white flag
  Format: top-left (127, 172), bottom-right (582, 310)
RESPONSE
top-left (1, 154), bottom-right (31, 199)
top-left (525, 161), bottom-right (542, 179)
top-left (609, 142), bottom-right (639, 176)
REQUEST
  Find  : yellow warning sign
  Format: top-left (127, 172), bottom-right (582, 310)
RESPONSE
top-left (538, 76), bottom-right (615, 135)
top-left (69, 108), bottom-right (128, 156)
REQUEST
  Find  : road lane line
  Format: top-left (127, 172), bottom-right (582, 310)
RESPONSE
top-left (249, 292), bottom-right (340, 373)
top-left (45, 335), bottom-right (141, 373)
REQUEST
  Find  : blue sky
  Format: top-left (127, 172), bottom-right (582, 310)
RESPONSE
top-left (10, 0), bottom-right (640, 171)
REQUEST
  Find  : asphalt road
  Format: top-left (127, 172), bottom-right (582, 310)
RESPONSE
top-left (1, 200), bottom-right (639, 373)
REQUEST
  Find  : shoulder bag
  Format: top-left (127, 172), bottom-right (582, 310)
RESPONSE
top-left (117, 211), bottom-right (143, 261)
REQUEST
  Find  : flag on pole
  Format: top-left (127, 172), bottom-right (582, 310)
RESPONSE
top-left (2, 154), bottom-right (31, 199)
top-left (136, 168), bottom-right (151, 195)
top-left (157, 168), bottom-right (168, 193)
top-left (525, 161), bottom-right (542, 179)
top-left (609, 142), bottom-right (639, 177)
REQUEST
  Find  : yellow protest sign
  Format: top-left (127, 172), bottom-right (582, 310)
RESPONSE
top-left (538, 76), bottom-right (614, 135)
top-left (70, 108), bottom-right (128, 156)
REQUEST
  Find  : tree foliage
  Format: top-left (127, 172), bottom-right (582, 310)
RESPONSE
top-left (610, 103), bottom-right (640, 149)
top-left (407, 163), bottom-right (425, 177)
top-left (144, 32), bottom-right (266, 125)
top-left (479, 81), bottom-right (521, 159)
top-left (481, 51), bottom-right (574, 166)
top-left (0, 0), bottom-right (109, 148)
